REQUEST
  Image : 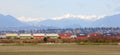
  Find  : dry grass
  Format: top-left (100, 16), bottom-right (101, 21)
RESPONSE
top-left (0, 44), bottom-right (120, 55)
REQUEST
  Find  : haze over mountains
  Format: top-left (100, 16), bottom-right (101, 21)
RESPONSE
top-left (0, 14), bottom-right (26, 27)
top-left (93, 14), bottom-right (120, 27)
top-left (35, 14), bottom-right (120, 28)
top-left (37, 18), bottom-right (92, 28)
top-left (0, 13), bottom-right (120, 29)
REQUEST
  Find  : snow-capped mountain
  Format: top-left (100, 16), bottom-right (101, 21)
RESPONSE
top-left (0, 13), bottom-right (120, 29)
top-left (37, 14), bottom-right (120, 28)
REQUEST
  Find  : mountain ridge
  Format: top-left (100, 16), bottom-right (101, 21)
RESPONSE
top-left (0, 14), bottom-right (120, 29)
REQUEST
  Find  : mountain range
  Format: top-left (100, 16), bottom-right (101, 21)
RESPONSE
top-left (0, 14), bottom-right (120, 29)
top-left (36, 14), bottom-right (120, 28)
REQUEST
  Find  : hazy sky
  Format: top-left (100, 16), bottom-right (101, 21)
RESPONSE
top-left (0, 0), bottom-right (120, 22)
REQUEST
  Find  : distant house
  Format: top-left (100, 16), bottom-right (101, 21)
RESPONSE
top-left (20, 34), bottom-right (32, 39)
top-left (6, 33), bottom-right (18, 39)
top-left (59, 33), bottom-right (71, 39)
top-left (46, 33), bottom-right (59, 38)
top-left (33, 34), bottom-right (45, 39)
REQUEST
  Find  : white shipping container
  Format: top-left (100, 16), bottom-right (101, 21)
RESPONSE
top-left (20, 34), bottom-right (32, 36)
top-left (6, 33), bottom-right (18, 36)
top-left (33, 34), bottom-right (45, 36)
top-left (0, 35), bottom-right (6, 38)
top-left (46, 34), bottom-right (59, 36)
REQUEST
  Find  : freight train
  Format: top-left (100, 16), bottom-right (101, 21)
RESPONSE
top-left (0, 33), bottom-right (120, 39)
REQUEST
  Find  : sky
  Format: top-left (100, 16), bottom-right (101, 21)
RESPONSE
top-left (0, 0), bottom-right (120, 22)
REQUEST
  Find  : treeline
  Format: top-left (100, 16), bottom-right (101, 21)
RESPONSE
top-left (1, 27), bottom-right (120, 34)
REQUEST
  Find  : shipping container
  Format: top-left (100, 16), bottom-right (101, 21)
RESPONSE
top-left (0, 34), bottom-right (6, 39)
top-left (88, 33), bottom-right (103, 37)
top-left (6, 33), bottom-right (18, 39)
top-left (33, 34), bottom-right (45, 39)
top-left (46, 34), bottom-right (59, 38)
top-left (59, 33), bottom-right (71, 39)
top-left (20, 34), bottom-right (32, 39)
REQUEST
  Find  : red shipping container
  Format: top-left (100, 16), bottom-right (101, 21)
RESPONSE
top-left (88, 33), bottom-right (103, 37)
top-left (59, 33), bottom-right (71, 39)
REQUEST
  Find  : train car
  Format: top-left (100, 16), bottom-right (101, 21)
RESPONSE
top-left (46, 33), bottom-right (59, 39)
top-left (6, 33), bottom-right (18, 39)
top-left (59, 33), bottom-right (72, 39)
top-left (33, 33), bottom-right (45, 39)
top-left (20, 34), bottom-right (32, 39)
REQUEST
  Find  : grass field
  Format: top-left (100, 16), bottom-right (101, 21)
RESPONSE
top-left (0, 44), bottom-right (120, 55)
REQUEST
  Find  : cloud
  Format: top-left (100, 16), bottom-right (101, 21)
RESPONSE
top-left (17, 17), bottom-right (46, 22)
top-left (115, 7), bottom-right (120, 12)
top-left (17, 14), bottom-right (106, 22)
top-left (53, 14), bottom-right (105, 20)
